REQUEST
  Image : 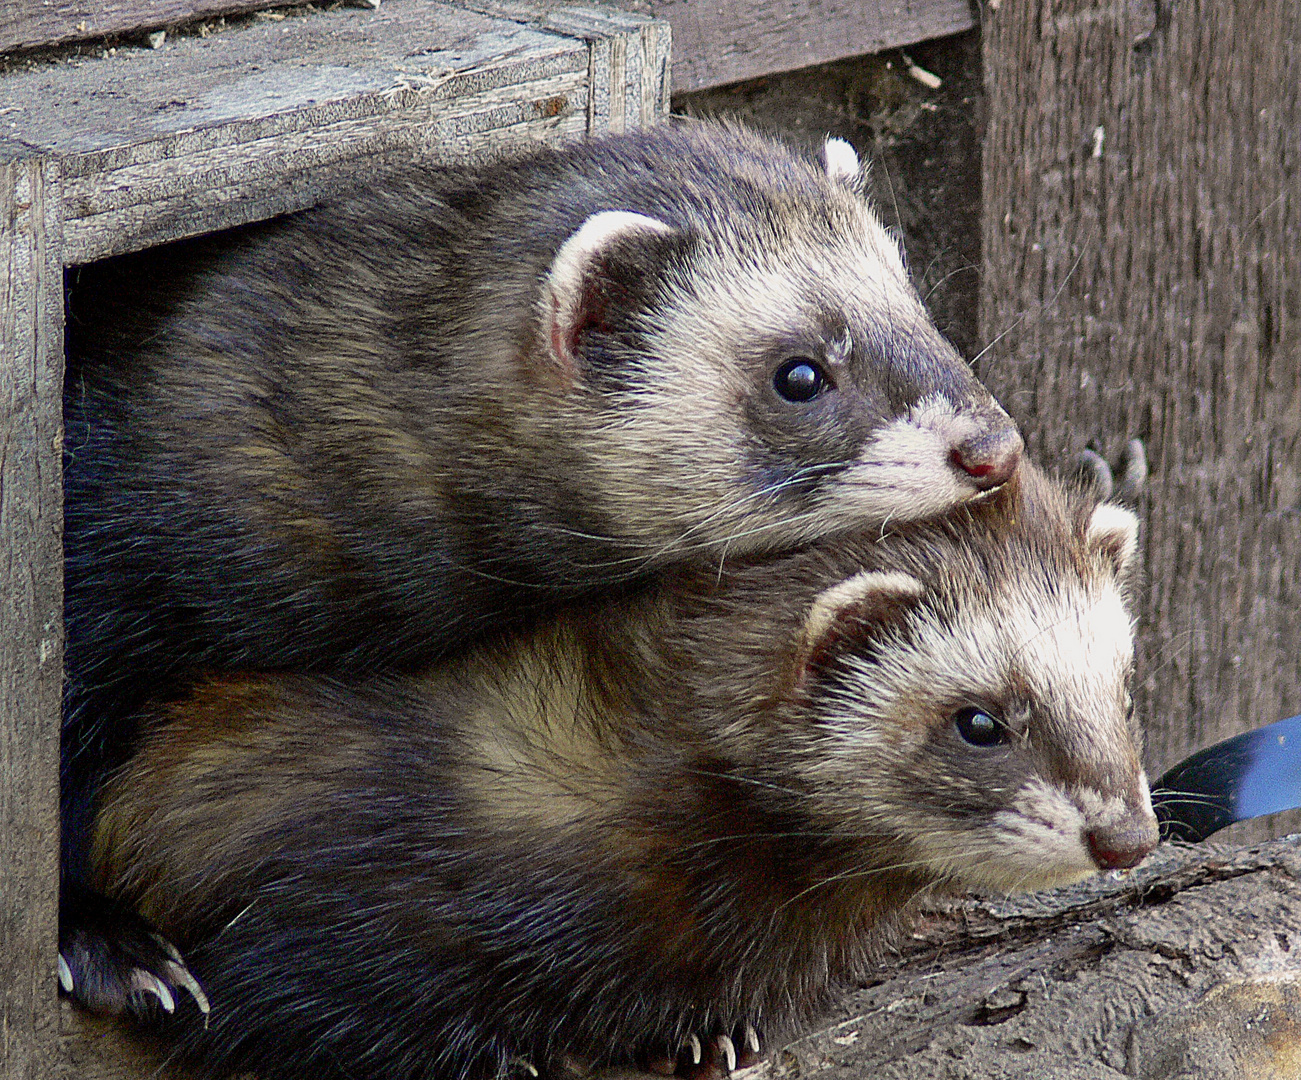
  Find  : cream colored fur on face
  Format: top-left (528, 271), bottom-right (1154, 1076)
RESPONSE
top-left (794, 500), bottom-right (1150, 894)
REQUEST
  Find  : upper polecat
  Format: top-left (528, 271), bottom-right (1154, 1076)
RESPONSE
top-left (90, 463), bottom-right (1156, 1080)
top-left (60, 121), bottom-right (1021, 971)
top-left (63, 122), bottom-right (1019, 711)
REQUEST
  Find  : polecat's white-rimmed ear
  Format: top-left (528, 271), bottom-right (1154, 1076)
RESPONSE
top-left (822, 137), bottom-right (863, 188)
top-left (1087, 503), bottom-right (1140, 576)
top-left (793, 570), bottom-right (924, 686)
top-left (540, 210), bottom-right (673, 378)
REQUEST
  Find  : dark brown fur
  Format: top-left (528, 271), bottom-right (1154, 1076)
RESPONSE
top-left (92, 465), bottom-right (1156, 1080)
top-left (62, 123), bottom-right (1019, 878)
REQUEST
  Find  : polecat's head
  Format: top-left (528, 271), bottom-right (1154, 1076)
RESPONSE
top-left (525, 122), bottom-right (1021, 562)
top-left (772, 465), bottom-right (1157, 894)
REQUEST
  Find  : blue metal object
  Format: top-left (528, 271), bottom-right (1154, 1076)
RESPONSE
top-left (1154, 713), bottom-right (1301, 842)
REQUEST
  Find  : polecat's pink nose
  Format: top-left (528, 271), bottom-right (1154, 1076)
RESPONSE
top-left (1087, 820), bottom-right (1159, 870)
top-left (951, 426), bottom-right (1023, 490)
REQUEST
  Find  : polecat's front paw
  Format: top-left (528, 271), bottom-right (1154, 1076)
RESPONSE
top-left (644, 1024), bottom-right (763, 1078)
top-left (59, 881), bottom-right (209, 1021)
top-left (1073, 438), bottom-right (1147, 503)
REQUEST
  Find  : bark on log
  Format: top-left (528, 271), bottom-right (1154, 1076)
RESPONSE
top-left (735, 837), bottom-right (1301, 1080)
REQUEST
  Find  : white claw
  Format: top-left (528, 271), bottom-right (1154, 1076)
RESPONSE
top-left (58, 954), bottom-right (74, 993)
top-left (164, 960), bottom-right (211, 1015)
top-left (687, 1034), bottom-right (702, 1065)
top-left (129, 969), bottom-right (176, 1013)
top-left (717, 1035), bottom-right (737, 1072)
top-left (745, 1024), bottom-right (760, 1054)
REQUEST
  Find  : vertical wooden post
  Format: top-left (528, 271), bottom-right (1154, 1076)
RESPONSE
top-left (979, 1), bottom-right (1301, 786)
top-left (0, 147), bottom-right (64, 1080)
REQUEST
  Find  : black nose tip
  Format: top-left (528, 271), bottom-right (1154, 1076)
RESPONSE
top-left (951, 426), bottom-right (1024, 490)
top-left (1086, 819), bottom-right (1159, 871)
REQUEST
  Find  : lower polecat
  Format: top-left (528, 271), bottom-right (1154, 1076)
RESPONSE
top-left (90, 464), bottom-right (1156, 1080)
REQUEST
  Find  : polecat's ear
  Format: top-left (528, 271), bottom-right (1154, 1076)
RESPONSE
top-left (540, 210), bottom-right (674, 379)
top-left (1087, 503), bottom-right (1140, 576)
top-left (822, 137), bottom-right (865, 194)
top-left (793, 570), bottom-right (924, 688)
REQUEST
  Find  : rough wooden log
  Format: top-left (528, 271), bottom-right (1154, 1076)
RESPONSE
top-left (0, 147), bottom-right (66, 1080)
top-left (977, 0), bottom-right (1301, 808)
top-left (733, 837), bottom-right (1301, 1079)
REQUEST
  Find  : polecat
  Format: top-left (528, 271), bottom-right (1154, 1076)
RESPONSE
top-left (63, 121), bottom-right (1018, 718)
top-left (90, 464), bottom-right (1156, 1080)
top-left (61, 121), bottom-right (1020, 999)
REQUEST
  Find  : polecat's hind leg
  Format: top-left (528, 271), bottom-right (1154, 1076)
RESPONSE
top-left (59, 881), bottom-right (209, 1021)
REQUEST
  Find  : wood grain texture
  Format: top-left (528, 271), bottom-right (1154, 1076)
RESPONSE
top-left (978, 1), bottom-right (1301, 791)
top-left (456, 3), bottom-right (671, 129)
top-left (731, 838), bottom-right (1301, 1078)
top-left (0, 0), bottom-right (317, 54)
top-left (3, 0), bottom-right (667, 263)
top-left (5, 0), bottom-right (600, 261)
top-left (0, 147), bottom-right (65, 1080)
top-left (2, 0), bottom-right (963, 96)
top-left (652, 0), bottom-right (973, 92)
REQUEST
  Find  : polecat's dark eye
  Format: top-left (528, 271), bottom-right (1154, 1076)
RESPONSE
top-left (773, 358), bottom-right (830, 402)
top-left (954, 707), bottom-right (1007, 747)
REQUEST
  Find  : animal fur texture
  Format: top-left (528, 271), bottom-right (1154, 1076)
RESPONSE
top-left (63, 122), bottom-right (1018, 735)
top-left (60, 121), bottom-right (1021, 998)
top-left (91, 464), bottom-right (1157, 1080)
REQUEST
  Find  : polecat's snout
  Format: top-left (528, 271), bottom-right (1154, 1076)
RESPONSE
top-left (1086, 815), bottom-right (1160, 871)
top-left (950, 420), bottom-right (1024, 490)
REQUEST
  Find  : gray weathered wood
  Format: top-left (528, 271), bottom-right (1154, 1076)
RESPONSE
top-left (3, 0), bottom-right (962, 97)
top-left (0, 146), bottom-right (65, 1080)
top-left (650, 0), bottom-right (973, 92)
top-left (3, 0), bottom-right (665, 263)
top-left (978, 0), bottom-right (1301, 801)
top-left (0, 0), bottom-right (315, 54)
top-left (733, 837), bottom-right (1301, 1078)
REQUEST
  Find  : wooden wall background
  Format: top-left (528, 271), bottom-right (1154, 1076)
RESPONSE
top-left (979, 0), bottom-right (1301, 802)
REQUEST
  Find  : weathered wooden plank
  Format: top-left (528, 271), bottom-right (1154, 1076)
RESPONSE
top-left (650, 0), bottom-right (973, 92)
top-left (0, 0), bottom-right (316, 55)
top-left (4, 0), bottom-right (617, 261)
top-left (61, 72), bottom-right (591, 260)
top-left (978, 1), bottom-right (1301, 804)
top-left (3, 0), bottom-right (964, 98)
top-left (448, 3), bottom-right (671, 130)
top-left (0, 145), bottom-right (65, 1080)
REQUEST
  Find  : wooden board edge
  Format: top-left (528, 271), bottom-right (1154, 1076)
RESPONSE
top-left (0, 146), bottom-right (65, 1080)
